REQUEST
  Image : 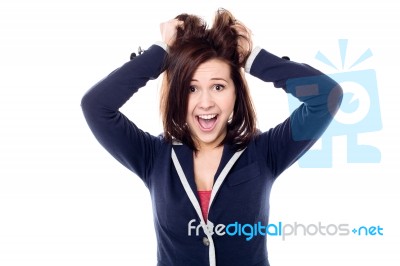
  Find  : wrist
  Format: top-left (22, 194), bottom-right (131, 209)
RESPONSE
top-left (155, 41), bottom-right (169, 53)
top-left (244, 46), bottom-right (262, 73)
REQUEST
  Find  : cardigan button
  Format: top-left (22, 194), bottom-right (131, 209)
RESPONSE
top-left (202, 237), bottom-right (210, 246)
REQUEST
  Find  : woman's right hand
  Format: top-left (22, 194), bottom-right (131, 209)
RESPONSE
top-left (160, 19), bottom-right (184, 47)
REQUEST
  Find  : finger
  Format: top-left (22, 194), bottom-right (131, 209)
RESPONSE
top-left (172, 19), bottom-right (184, 29)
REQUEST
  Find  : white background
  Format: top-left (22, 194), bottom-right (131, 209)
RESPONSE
top-left (1, 0), bottom-right (399, 265)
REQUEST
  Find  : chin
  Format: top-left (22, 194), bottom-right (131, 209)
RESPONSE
top-left (196, 132), bottom-right (224, 147)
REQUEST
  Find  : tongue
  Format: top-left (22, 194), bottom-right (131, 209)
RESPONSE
top-left (198, 117), bottom-right (217, 129)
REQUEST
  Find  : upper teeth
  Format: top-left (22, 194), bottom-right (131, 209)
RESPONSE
top-left (198, 114), bottom-right (216, 120)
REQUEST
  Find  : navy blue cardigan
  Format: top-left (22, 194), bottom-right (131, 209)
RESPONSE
top-left (81, 44), bottom-right (342, 266)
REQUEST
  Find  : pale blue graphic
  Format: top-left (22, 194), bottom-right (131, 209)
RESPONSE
top-left (288, 39), bottom-right (382, 167)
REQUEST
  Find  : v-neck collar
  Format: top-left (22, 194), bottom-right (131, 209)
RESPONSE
top-left (172, 143), bottom-right (238, 197)
top-left (171, 143), bottom-right (246, 266)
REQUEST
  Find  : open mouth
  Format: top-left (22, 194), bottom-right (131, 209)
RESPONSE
top-left (196, 114), bottom-right (218, 132)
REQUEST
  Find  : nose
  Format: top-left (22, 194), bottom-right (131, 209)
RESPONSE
top-left (198, 90), bottom-right (215, 110)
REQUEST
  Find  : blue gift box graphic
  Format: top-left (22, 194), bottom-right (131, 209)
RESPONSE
top-left (287, 39), bottom-right (382, 168)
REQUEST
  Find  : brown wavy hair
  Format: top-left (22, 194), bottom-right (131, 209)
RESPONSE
top-left (160, 8), bottom-right (257, 151)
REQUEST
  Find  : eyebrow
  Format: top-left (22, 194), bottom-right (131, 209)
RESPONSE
top-left (191, 78), bottom-right (228, 82)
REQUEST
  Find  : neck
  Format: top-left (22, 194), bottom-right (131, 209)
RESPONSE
top-left (194, 132), bottom-right (227, 153)
top-left (196, 144), bottom-right (223, 154)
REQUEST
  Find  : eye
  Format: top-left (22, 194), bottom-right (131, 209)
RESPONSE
top-left (189, 86), bottom-right (197, 93)
top-left (213, 84), bottom-right (225, 91)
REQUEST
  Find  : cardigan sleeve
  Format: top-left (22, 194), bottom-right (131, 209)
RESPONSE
top-left (81, 44), bottom-right (167, 186)
top-left (247, 47), bottom-right (343, 177)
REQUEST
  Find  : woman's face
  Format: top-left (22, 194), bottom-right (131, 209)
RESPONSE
top-left (186, 58), bottom-right (236, 149)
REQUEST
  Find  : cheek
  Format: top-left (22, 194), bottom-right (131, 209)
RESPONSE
top-left (225, 93), bottom-right (236, 112)
top-left (231, 94), bottom-right (237, 110)
top-left (215, 92), bottom-right (235, 114)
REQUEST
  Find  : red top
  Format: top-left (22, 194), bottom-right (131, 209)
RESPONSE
top-left (198, 190), bottom-right (212, 221)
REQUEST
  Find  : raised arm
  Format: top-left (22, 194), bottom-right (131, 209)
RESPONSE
top-left (81, 44), bottom-right (167, 185)
top-left (246, 48), bottom-right (343, 177)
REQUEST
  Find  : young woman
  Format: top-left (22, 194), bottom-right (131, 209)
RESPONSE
top-left (81, 9), bottom-right (342, 266)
